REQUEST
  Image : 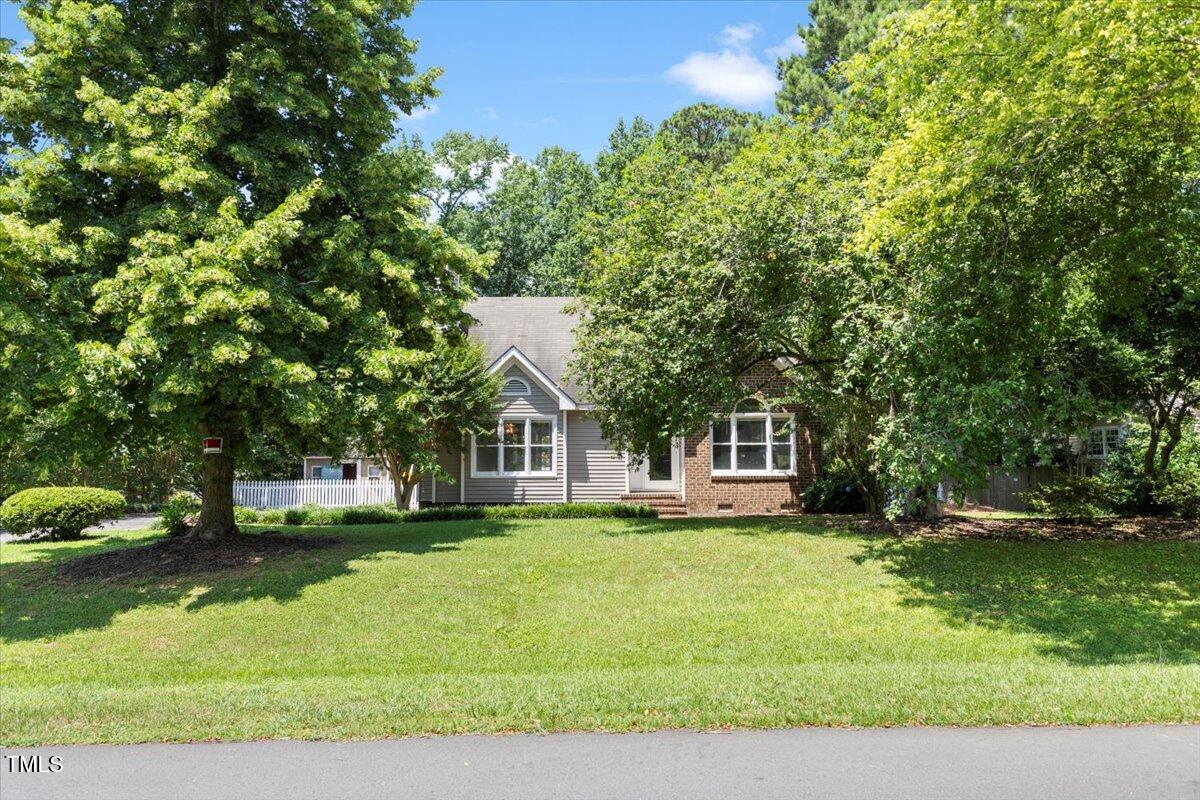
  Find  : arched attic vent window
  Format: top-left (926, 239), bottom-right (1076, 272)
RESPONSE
top-left (501, 377), bottom-right (531, 397)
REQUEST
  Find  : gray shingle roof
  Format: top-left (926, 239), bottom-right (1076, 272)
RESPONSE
top-left (466, 296), bottom-right (583, 401)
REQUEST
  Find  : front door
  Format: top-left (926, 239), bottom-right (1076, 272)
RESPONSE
top-left (341, 462), bottom-right (358, 480)
top-left (630, 440), bottom-right (680, 492)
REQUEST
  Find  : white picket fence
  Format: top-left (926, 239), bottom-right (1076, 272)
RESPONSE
top-left (233, 479), bottom-right (410, 509)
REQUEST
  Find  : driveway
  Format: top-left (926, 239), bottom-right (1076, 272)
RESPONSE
top-left (2, 725), bottom-right (1196, 800)
top-left (0, 514), bottom-right (159, 543)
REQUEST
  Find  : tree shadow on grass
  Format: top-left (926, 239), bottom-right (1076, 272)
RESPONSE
top-left (854, 537), bottom-right (1200, 665)
top-left (602, 514), bottom-right (870, 539)
top-left (1, 522), bottom-right (515, 644)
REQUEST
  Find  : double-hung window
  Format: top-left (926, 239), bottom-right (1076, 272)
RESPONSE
top-left (472, 417), bottom-right (556, 476)
top-left (711, 400), bottom-right (796, 476)
top-left (1086, 425), bottom-right (1122, 459)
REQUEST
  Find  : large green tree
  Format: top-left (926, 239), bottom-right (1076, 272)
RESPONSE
top-left (1, 0), bottom-right (483, 539)
top-left (857, 0), bottom-right (1199, 500)
top-left (578, 0), bottom-right (1198, 519)
top-left (574, 116), bottom-right (893, 512)
top-left (408, 130), bottom-right (510, 237)
top-left (468, 146), bottom-right (596, 296)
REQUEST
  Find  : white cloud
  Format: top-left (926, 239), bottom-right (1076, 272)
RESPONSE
top-left (766, 33), bottom-right (806, 59)
top-left (666, 50), bottom-right (779, 107)
top-left (405, 103), bottom-right (439, 121)
top-left (719, 22), bottom-right (761, 51)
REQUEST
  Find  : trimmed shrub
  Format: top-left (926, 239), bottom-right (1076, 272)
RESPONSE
top-left (803, 462), bottom-right (867, 514)
top-left (1021, 475), bottom-right (1107, 522)
top-left (232, 502), bottom-right (655, 527)
top-left (160, 491), bottom-right (200, 536)
top-left (0, 487), bottom-right (126, 540)
top-left (405, 502), bottom-right (656, 523)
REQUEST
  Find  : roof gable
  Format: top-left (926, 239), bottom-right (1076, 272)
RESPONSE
top-left (467, 296), bottom-right (583, 401)
top-left (487, 346), bottom-right (577, 410)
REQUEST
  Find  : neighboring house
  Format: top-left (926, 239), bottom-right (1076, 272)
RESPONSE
top-left (303, 297), bottom-right (820, 516)
top-left (300, 455), bottom-right (388, 481)
top-left (961, 421), bottom-right (1132, 511)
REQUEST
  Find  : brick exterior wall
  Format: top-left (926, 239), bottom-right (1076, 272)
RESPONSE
top-left (682, 361), bottom-right (820, 516)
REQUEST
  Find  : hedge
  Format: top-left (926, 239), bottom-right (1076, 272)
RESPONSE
top-left (228, 502), bottom-right (656, 527)
top-left (0, 487), bottom-right (126, 540)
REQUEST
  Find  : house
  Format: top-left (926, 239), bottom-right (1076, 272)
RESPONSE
top-left (303, 297), bottom-right (820, 516)
top-left (301, 455), bottom-right (388, 481)
top-left (959, 421), bottom-right (1133, 511)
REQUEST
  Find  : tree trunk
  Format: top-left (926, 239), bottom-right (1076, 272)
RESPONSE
top-left (188, 425), bottom-right (238, 541)
top-left (1143, 408), bottom-right (1162, 480)
top-left (902, 484), bottom-right (940, 521)
top-left (381, 450), bottom-right (420, 511)
top-left (399, 471), bottom-right (418, 510)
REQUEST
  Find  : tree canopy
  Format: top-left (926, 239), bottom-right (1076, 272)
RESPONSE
top-left (578, 0), bottom-right (1199, 518)
top-left (1, 0), bottom-right (483, 537)
top-left (775, 0), bottom-right (922, 119)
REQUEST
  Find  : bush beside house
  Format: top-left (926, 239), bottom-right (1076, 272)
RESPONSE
top-left (0, 488), bottom-right (126, 540)
top-left (211, 502), bottom-right (658, 528)
top-left (1021, 423), bottom-right (1200, 521)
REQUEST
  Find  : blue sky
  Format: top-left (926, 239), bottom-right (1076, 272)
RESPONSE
top-left (1, 0), bottom-right (810, 159)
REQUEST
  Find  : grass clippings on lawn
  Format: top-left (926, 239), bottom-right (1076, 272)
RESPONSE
top-left (3, 516), bottom-right (1197, 745)
top-left (56, 531), bottom-right (339, 582)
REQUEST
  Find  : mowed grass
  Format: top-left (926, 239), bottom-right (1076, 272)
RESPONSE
top-left (2, 517), bottom-right (1197, 744)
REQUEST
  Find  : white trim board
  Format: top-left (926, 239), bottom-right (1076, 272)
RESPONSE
top-left (487, 346), bottom-right (578, 411)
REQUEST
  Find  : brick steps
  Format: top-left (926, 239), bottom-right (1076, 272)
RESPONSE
top-left (621, 493), bottom-right (687, 518)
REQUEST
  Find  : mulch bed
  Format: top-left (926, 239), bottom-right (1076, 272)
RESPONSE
top-left (847, 514), bottom-right (1199, 541)
top-left (58, 531), bottom-right (340, 582)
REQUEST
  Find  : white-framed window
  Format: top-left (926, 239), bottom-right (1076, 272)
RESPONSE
top-left (310, 465), bottom-right (323, 479)
top-left (367, 465), bottom-right (383, 480)
top-left (1087, 425), bottom-right (1123, 458)
top-left (471, 416), bottom-right (556, 477)
top-left (711, 399), bottom-right (796, 476)
top-left (500, 376), bottom-right (531, 397)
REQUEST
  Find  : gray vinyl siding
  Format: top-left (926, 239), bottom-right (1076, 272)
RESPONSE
top-left (566, 412), bottom-right (626, 501)
top-left (433, 447), bottom-right (461, 503)
top-left (461, 366), bottom-right (565, 504)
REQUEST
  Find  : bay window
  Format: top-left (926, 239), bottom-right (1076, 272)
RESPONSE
top-left (711, 401), bottom-right (795, 476)
top-left (472, 417), bottom-right (556, 476)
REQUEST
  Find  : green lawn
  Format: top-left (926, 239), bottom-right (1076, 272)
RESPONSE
top-left (2, 517), bottom-right (1197, 744)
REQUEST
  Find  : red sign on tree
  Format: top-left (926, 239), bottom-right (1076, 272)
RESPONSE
top-left (202, 438), bottom-right (223, 454)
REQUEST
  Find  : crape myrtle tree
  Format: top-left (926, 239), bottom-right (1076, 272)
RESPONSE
top-left (0, 0), bottom-right (484, 540)
top-left (358, 335), bottom-right (500, 510)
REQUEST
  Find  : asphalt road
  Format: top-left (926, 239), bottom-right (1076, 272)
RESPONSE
top-left (2, 726), bottom-right (1197, 800)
